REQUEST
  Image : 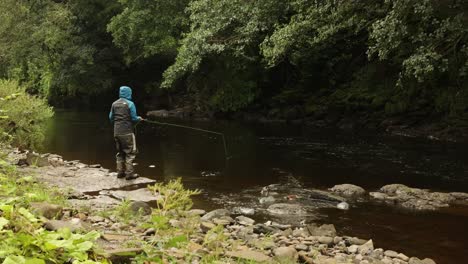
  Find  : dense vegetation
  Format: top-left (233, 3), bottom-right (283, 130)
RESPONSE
top-left (1, 0), bottom-right (467, 125)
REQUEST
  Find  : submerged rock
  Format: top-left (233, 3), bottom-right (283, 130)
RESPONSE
top-left (330, 184), bottom-right (366, 197)
top-left (337, 201), bottom-right (350, 210)
top-left (370, 184), bottom-right (467, 210)
top-left (267, 203), bottom-right (307, 215)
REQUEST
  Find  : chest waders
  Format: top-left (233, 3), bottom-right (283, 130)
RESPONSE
top-left (111, 98), bottom-right (139, 180)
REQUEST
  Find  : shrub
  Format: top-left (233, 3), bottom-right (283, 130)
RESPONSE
top-left (0, 79), bottom-right (53, 149)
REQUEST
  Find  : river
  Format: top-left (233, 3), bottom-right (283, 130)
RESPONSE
top-left (43, 110), bottom-right (468, 264)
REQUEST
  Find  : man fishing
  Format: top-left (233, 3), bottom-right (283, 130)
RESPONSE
top-left (109, 86), bottom-right (143, 180)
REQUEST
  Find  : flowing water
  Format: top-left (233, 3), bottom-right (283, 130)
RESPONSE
top-left (43, 110), bottom-right (468, 264)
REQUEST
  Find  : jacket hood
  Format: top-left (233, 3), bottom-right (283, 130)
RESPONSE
top-left (119, 86), bottom-right (132, 100)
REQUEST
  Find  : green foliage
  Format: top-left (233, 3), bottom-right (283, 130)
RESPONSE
top-left (107, 0), bottom-right (189, 63)
top-left (0, 80), bottom-right (53, 149)
top-left (0, 158), bottom-right (106, 264)
top-left (148, 178), bottom-right (201, 214)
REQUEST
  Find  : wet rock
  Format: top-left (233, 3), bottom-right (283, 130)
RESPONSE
top-left (188, 209), bottom-right (206, 216)
top-left (225, 250), bottom-right (272, 262)
top-left (267, 203), bottom-right (307, 215)
top-left (330, 184), bottom-right (366, 196)
top-left (358, 240), bottom-right (374, 255)
top-left (345, 237), bottom-right (368, 246)
top-left (25, 165), bottom-right (156, 193)
top-left (201, 209), bottom-right (230, 221)
top-left (236, 216), bottom-right (255, 226)
top-left (253, 224), bottom-right (278, 235)
top-left (105, 189), bottom-right (162, 203)
top-left (259, 196), bottom-right (276, 204)
top-left (273, 247), bottom-right (299, 261)
top-left (409, 258), bottom-right (437, 264)
top-left (232, 207), bottom-right (255, 215)
top-left (30, 202), bottom-right (63, 219)
top-left (306, 224), bottom-right (337, 237)
top-left (370, 184), bottom-right (463, 210)
top-left (337, 201), bottom-right (350, 210)
top-left (130, 201), bottom-right (152, 215)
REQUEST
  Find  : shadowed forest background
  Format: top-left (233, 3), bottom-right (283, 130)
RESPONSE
top-left (1, 0), bottom-right (467, 131)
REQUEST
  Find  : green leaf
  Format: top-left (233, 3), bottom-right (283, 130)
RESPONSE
top-left (75, 241), bottom-right (93, 251)
top-left (3, 255), bottom-right (26, 264)
top-left (25, 258), bottom-right (45, 264)
top-left (0, 217), bottom-right (8, 230)
top-left (18, 208), bottom-right (38, 222)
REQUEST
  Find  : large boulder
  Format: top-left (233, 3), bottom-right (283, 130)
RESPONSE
top-left (330, 184), bottom-right (366, 197)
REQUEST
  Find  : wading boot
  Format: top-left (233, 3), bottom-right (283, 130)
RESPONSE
top-left (125, 173), bottom-right (139, 180)
top-left (125, 160), bottom-right (138, 180)
top-left (116, 161), bottom-right (126, 178)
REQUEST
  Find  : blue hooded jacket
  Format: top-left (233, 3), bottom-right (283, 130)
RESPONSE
top-left (109, 86), bottom-right (140, 123)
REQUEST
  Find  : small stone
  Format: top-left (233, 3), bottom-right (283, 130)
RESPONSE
top-left (259, 196), bottom-right (276, 204)
top-left (358, 240), bottom-right (374, 255)
top-left (234, 207), bottom-right (255, 215)
top-left (273, 247), bottom-right (299, 261)
top-left (318, 236), bottom-right (334, 245)
top-left (345, 236), bottom-right (368, 245)
top-left (236, 216), bottom-right (255, 226)
top-left (348, 245), bottom-right (359, 254)
top-left (200, 209), bottom-right (230, 221)
top-left (397, 253), bottom-right (409, 261)
top-left (295, 244), bottom-right (308, 251)
top-left (149, 165), bottom-right (156, 168)
top-left (87, 215), bottom-right (105, 223)
top-left (200, 222), bottom-right (216, 233)
top-left (306, 224), bottom-right (337, 237)
top-left (333, 236), bottom-right (343, 244)
top-left (384, 250), bottom-right (398, 258)
top-left (292, 228), bottom-right (309, 237)
top-left (330, 184), bottom-right (366, 196)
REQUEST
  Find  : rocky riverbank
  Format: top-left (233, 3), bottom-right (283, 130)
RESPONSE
top-left (4, 149), bottom-right (447, 263)
top-left (146, 107), bottom-right (468, 143)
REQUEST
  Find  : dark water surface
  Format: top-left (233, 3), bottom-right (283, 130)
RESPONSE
top-left (44, 110), bottom-right (468, 264)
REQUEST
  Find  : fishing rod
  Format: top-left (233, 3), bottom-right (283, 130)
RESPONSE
top-left (137, 119), bottom-right (231, 159)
